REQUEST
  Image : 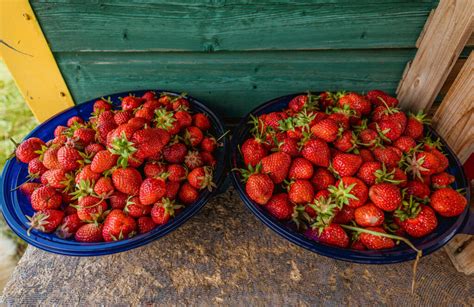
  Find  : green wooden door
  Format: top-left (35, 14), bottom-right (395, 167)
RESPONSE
top-left (31, 0), bottom-right (438, 117)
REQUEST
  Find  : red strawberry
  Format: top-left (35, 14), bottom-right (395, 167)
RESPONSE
top-left (109, 191), bottom-right (128, 210)
top-left (406, 151), bottom-right (440, 179)
top-left (288, 179), bottom-right (314, 204)
top-left (165, 181), bottom-right (181, 200)
top-left (372, 146), bottom-right (401, 168)
top-left (244, 168), bottom-right (274, 205)
top-left (427, 148), bottom-right (449, 173)
top-left (377, 119), bottom-right (404, 142)
top-left (174, 110), bottom-right (192, 128)
top-left (41, 169), bottom-right (70, 189)
top-left (369, 183), bottom-right (401, 211)
top-left (112, 167), bottom-right (142, 195)
top-left (102, 209), bottom-right (137, 241)
top-left (358, 128), bottom-right (378, 147)
top-left (288, 157), bottom-right (314, 180)
top-left (265, 193), bottom-right (293, 220)
top-left (138, 216), bottom-right (157, 234)
top-left (77, 196), bottom-right (108, 221)
top-left (151, 198), bottom-right (181, 225)
top-left (332, 153), bottom-right (362, 177)
top-left (184, 126), bottom-right (204, 147)
top-left (94, 177), bottom-right (114, 197)
top-left (57, 146), bottom-right (82, 171)
top-left (163, 143), bottom-right (187, 163)
top-left (19, 182), bottom-right (41, 198)
top-left (73, 127), bottom-right (96, 146)
top-left (366, 90), bottom-right (398, 107)
top-left (310, 118), bottom-right (339, 142)
top-left (311, 168), bottom-right (335, 191)
top-left (359, 227), bottom-right (395, 250)
top-left (406, 180), bottom-right (431, 199)
top-left (338, 92), bottom-right (371, 116)
top-left (42, 147), bottom-right (61, 170)
top-left (431, 172), bottom-right (455, 189)
top-left (135, 107), bottom-right (154, 122)
top-left (178, 182), bottom-right (200, 204)
top-left (85, 143), bottom-right (105, 156)
top-left (277, 134), bottom-right (299, 157)
top-left (142, 91), bottom-right (156, 101)
top-left (356, 161), bottom-right (382, 186)
top-left (31, 186), bottom-right (62, 211)
top-left (241, 138), bottom-right (268, 167)
top-left (193, 113), bottom-right (211, 131)
top-left (15, 137), bottom-right (45, 163)
top-left (188, 166), bottom-right (215, 190)
top-left (404, 111), bottom-right (428, 140)
top-left (28, 157), bottom-right (48, 178)
top-left (125, 196), bottom-right (151, 218)
top-left (114, 110), bottom-right (134, 125)
top-left (395, 200), bottom-right (437, 238)
top-left (139, 177), bottom-right (166, 205)
top-left (184, 150), bottom-right (203, 170)
top-left (171, 97), bottom-right (190, 110)
top-left (430, 188), bottom-right (467, 217)
top-left (165, 164), bottom-right (185, 182)
top-left (75, 223), bottom-right (104, 242)
top-left (27, 209), bottom-right (64, 235)
top-left (64, 204), bottom-right (77, 216)
top-left (55, 213), bottom-right (85, 239)
top-left (394, 136), bottom-right (416, 153)
top-left (354, 203), bottom-right (384, 227)
top-left (75, 165), bottom-right (100, 184)
top-left (144, 161), bottom-right (166, 178)
top-left (91, 150), bottom-right (118, 173)
top-left (201, 137), bottom-right (217, 152)
top-left (333, 130), bottom-right (355, 152)
top-left (288, 94), bottom-right (309, 112)
top-left (93, 98), bottom-right (112, 113)
top-left (359, 148), bottom-right (375, 162)
top-left (200, 151), bottom-right (216, 167)
top-left (54, 126), bottom-right (67, 137)
top-left (327, 112), bottom-right (350, 130)
top-left (301, 139), bottom-right (331, 167)
top-left (332, 205), bottom-right (355, 224)
top-left (261, 152), bottom-right (291, 184)
top-left (67, 116), bottom-right (84, 127)
top-left (329, 177), bottom-right (368, 208)
top-left (305, 224), bottom-right (349, 248)
top-left (132, 128), bottom-right (170, 159)
top-left (372, 106), bottom-right (407, 129)
top-left (121, 96), bottom-right (142, 111)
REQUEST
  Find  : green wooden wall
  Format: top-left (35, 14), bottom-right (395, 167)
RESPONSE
top-left (31, 0), bottom-right (438, 117)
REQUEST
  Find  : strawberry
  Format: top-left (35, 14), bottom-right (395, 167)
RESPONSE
top-left (31, 186), bottom-right (62, 211)
top-left (358, 128), bottom-right (378, 147)
top-left (332, 205), bottom-right (355, 224)
top-left (406, 180), bottom-right (431, 199)
top-left (329, 177), bottom-right (368, 208)
top-left (165, 181), bottom-right (181, 200)
top-left (193, 113), bottom-right (211, 131)
top-left (142, 91), bottom-right (156, 101)
top-left (333, 130), bottom-right (355, 152)
top-left (151, 198), bottom-right (181, 225)
top-left (102, 209), bottom-right (137, 241)
top-left (372, 106), bottom-right (407, 129)
top-left (112, 167), bottom-right (142, 195)
top-left (265, 193), bottom-right (293, 220)
top-left (19, 182), bottom-right (41, 198)
top-left (184, 150), bottom-right (203, 170)
top-left (91, 150), bottom-right (118, 173)
top-left (41, 169), bottom-right (70, 189)
top-left (395, 197), bottom-right (437, 238)
top-left (318, 92), bottom-right (336, 110)
top-left (121, 95), bottom-right (142, 111)
top-left (200, 151), bottom-right (217, 167)
top-left (241, 138), bottom-right (268, 167)
top-left (359, 148), bottom-right (375, 162)
top-left (67, 116), bottom-right (84, 127)
top-left (54, 126), bottom-right (67, 137)
top-left (430, 188), bottom-right (467, 217)
top-left (366, 90), bottom-right (398, 107)
top-left (406, 151), bottom-right (440, 179)
top-left (372, 146), bottom-right (401, 168)
top-left (75, 165), bottom-right (100, 184)
top-left (338, 92), bottom-right (371, 116)
top-left (135, 107), bottom-right (154, 122)
top-left (301, 139), bottom-right (331, 167)
top-left (305, 224), bottom-right (349, 248)
top-left (288, 179), bottom-right (314, 204)
top-left (138, 216), bottom-right (157, 234)
top-left (55, 213), bottom-right (85, 239)
top-left (377, 119), bottom-right (404, 142)
top-left (288, 157), bottom-right (314, 180)
top-left (27, 209), bottom-right (64, 235)
top-left (114, 110), bottom-right (134, 125)
top-left (431, 172), bottom-right (455, 189)
top-left (242, 164), bottom-right (274, 205)
top-left (201, 137), bottom-right (217, 152)
top-left (42, 147), bottom-right (61, 170)
top-left (427, 147), bottom-right (449, 173)
top-left (310, 118), bottom-right (339, 142)
top-left (187, 166), bottom-right (215, 190)
top-left (394, 136), bottom-right (416, 153)
top-left (75, 223), bottom-right (104, 242)
top-left (93, 98), bottom-right (112, 113)
top-left (85, 143), bottom-right (105, 156)
top-left (369, 183), bottom-right (401, 211)
top-left (332, 153), bottom-right (362, 177)
top-left (144, 161), bottom-right (166, 178)
top-left (356, 161), bottom-right (382, 186)
top-left (109, 191), bottom-right (128, 210)
top-left (178, 182), bottom-right (200, 205)
top-left (163, 143), bottom-right (187, 163)
top-left (57, 146), bottom-right (82, 171)
top-left (94, 177), bottom-right (114, 197)
top-left (139, 177), bottom-right (166, 205)
top-left (73, 127), bottom-right (96, 146)
top-left (184, 126), bottom-right (204, 147)
top-left (76, 196), bottom-right (108, 221)
top-left (28, 157), bottom-right (48, 178)
top-left (359, 227), bottom-right (395, 250)
top-left (132, 128), bottom-right (170, 159)
top-left (277, 135), bottom-right (299, 157)
top-left (404, 111), bottom-right (428, 140)
top-left (327, 112), bottom-right (350, 130)
top-left (261, 152), bottom-right (291, 184)
top-left (288, 94), bottom-right (309, 112)
top-left (167, 164), bottom-right (187, 181)
top-left (354, 203), bottom-right (384, 227)
top-left (124, 196), bottom-right (151, 218)
top-left (15, 137), bottom-right (45, 163)
top-left (311, 168), bottom-right (335, 191)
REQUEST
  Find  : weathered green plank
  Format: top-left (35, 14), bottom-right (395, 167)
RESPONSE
top-left (56, 50), bottom-right (415, 116)
top-left (31, 0), bottom-right (437, 52)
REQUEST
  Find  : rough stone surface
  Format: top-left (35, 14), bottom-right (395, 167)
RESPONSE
top-left (1, 188), bottom-right (473, 305)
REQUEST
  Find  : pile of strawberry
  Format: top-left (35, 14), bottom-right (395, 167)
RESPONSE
top-left (14, 91), bottom-right (218, 243)
top-left (237, 90), bottom-right (468, 250)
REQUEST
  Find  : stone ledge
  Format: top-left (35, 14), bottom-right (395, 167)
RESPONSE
top-left (1, 188), bottom-right (473, 305)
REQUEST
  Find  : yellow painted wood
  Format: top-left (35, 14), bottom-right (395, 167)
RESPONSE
top-left (0, 0), bottom-right (74, 122)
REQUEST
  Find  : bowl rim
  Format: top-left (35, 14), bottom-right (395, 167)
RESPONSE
top-left (230, 92), bottom-right (471, 264)
top-left (0, 89), bottom-right (230, 256)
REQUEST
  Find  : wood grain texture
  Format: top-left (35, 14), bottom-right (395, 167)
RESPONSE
top-left (397, 0), bottom-right (474, 112)
top-left (445, 234), bottom-right (474, 275)
top-left (432, 52), bottom-right (473, 163)
top-left (30, 0), bottom-right (437, 52)
top-left (56, 50), bottom-right (414, 116)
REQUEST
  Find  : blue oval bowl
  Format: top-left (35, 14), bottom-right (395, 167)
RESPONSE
top-left (231, 93), bottom-right (472, 264)
top-left (0, 90), bottom-right (229, 256)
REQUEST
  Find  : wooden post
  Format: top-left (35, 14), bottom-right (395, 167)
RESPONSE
top-left (0, 0), bottom-right (74, 122)
top-left (397, 0), bottom-right (474, 112)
